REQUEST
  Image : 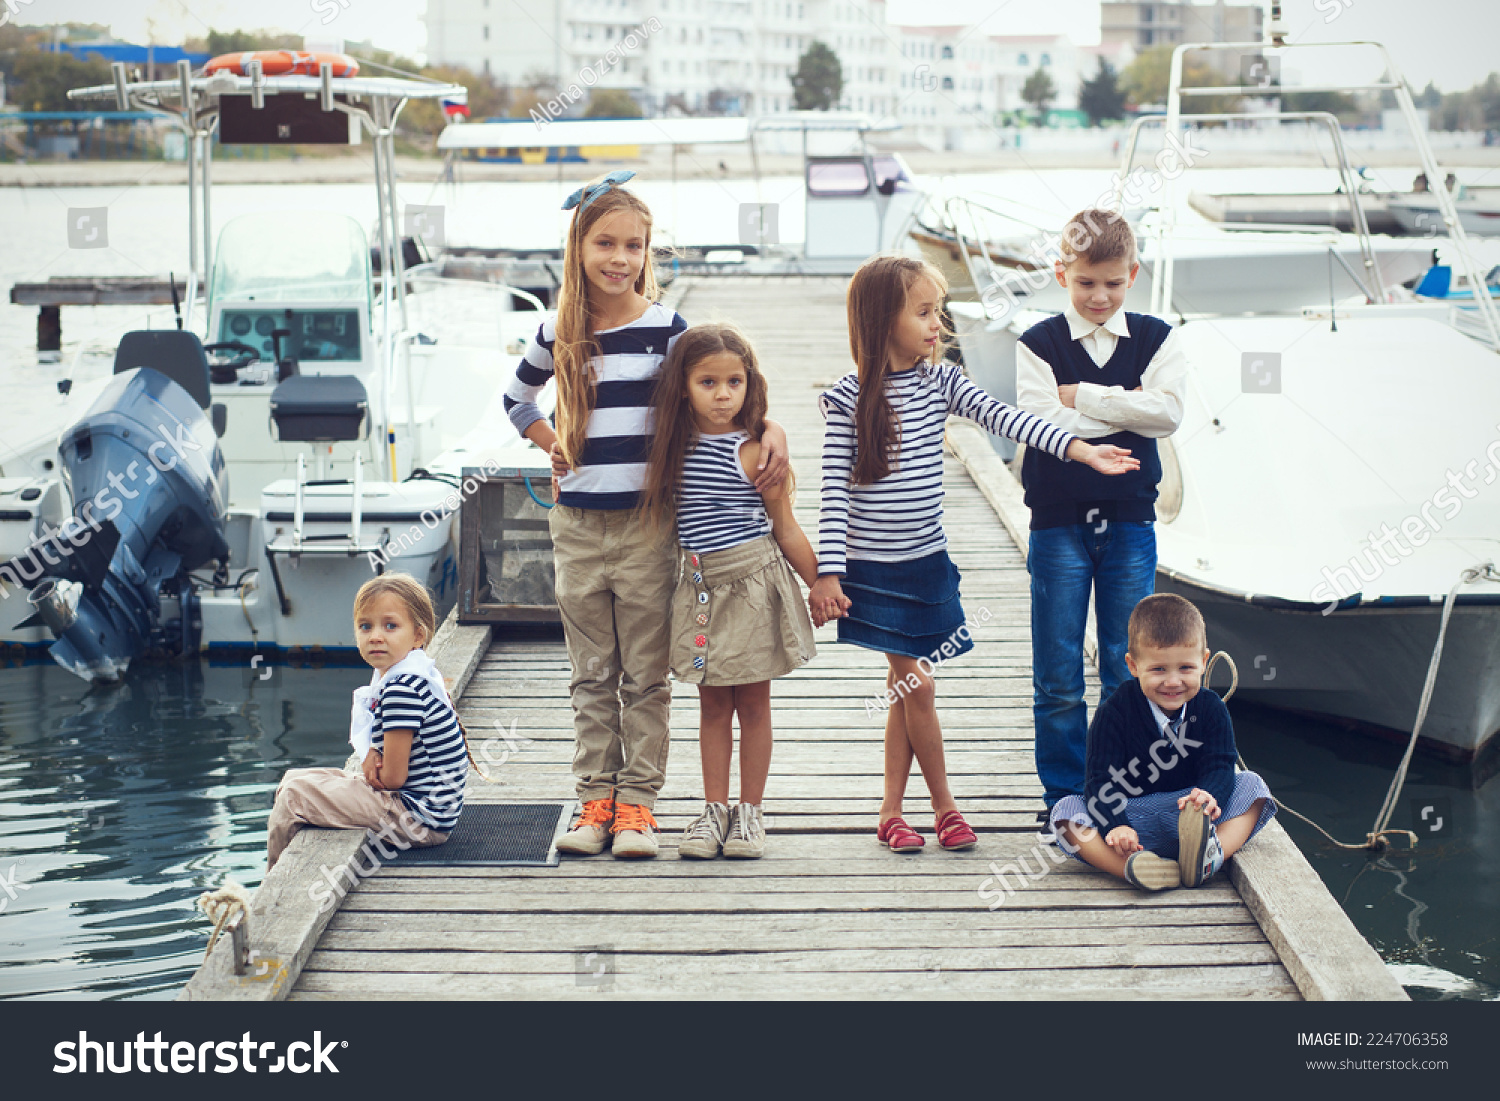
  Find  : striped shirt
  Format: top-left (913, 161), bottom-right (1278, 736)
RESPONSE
top-left (677, 429), bottom-right (772, 554)
top-left (817, 362), bottom-right (1077, 575)
top-left (503, 302), bottom-right (688, 510)
top-left (372, 673), bottom-right (468, 831)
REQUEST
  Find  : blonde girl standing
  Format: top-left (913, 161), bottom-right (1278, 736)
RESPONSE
top-left (809, 255), bottom-right (1139, 853)
top-left (504, 172), bottom-right (790, 858)
top-left (640, 323), bottom-right (819, 859)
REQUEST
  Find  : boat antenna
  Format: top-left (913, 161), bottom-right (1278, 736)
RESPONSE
top-left (169, 270), bottom-right (182, 330)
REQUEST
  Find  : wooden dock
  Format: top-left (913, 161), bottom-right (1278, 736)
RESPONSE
top-left (183, 276), bottom-right (1405, 1001)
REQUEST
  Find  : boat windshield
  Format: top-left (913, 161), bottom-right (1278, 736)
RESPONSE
top-left (210, 211), bottom-right (371, 312)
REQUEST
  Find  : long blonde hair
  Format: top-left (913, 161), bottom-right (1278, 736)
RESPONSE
top-left (553, 182), bottom-right (660, 468)
top-left (640, 323), bottom-right (773, 534)
top-left (845, 255), bottom-right (949, 485)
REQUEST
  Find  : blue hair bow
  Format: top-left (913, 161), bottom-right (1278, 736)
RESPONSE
top-left (562, 170), bottom-right (636, 212)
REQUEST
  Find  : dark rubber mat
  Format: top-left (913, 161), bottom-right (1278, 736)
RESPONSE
top-left (389, 802), bottom-right (569, 866)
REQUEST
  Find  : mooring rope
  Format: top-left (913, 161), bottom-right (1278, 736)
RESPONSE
top-left (196, 881), bottom-right (251, 959)
top-left (1209, 561), bottom-right (1498, 852)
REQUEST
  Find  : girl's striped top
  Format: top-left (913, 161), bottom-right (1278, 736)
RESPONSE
top-left (817, 362), bottom-right (1077, 575)
top-left (504, 302), bottom-right (688, 510)
top-left (677, 429), bottom-right (772, 554)
top-left (372, 673), bottom-right (468, 831)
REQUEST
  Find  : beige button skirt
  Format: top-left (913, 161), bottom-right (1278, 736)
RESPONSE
top-left (670, 534), bottom-right (816, 686)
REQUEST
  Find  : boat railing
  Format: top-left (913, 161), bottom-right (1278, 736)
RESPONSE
top-left (1150, 38), bottom-right (1500, 347)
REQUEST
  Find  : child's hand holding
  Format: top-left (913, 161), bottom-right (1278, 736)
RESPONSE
top-left (1105, 825), bottom-right (1142, 856)
top-left (362, 750), bottom-right (386, 790)
top-left (549, 441), bottom-right (571, 499)
top-left (808, 575), bottom-right (850, 628)
top-left (1178, 787), bottom-right (1221, 820)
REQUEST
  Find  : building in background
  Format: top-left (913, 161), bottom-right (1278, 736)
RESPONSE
top-left (424, 0), bottom-right (898, 119)
top-left (1101, 1), bottom-right (1263, 49)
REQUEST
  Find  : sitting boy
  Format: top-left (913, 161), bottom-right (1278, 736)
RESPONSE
top-left (1049, 593), bottom-right (1278, 891)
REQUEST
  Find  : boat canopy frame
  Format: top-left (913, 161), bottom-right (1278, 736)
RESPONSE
top-left (1139, 37), bottom-right (1500, 347)
top-left (66, 61), bottom-right (471, 483)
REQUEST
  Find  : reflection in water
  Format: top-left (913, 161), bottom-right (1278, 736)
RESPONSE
top-left (0, 657), bottom-right (357, 1000)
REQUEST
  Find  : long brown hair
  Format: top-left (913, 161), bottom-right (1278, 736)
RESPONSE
top-left (554, 181), bottom-right (660, 468)
top-left (845, 254), bottom-right (949, 485)
top-left (640, 322), bottom-right (773, 534)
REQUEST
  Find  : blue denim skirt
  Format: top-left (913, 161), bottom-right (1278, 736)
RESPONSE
top-left (838, 549), bottom-right (975, 662)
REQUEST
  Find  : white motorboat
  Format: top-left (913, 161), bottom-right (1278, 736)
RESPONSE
top-left (1135, 38), bottom-right (1500, 760)
top-left (0, 61), bottom-right (550, 679)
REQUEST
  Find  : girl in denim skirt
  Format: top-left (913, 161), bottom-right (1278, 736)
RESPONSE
top-left (809, 255), bottom-right (1140, 853)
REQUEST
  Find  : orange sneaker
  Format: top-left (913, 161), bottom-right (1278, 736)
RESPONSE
top-left (557, 797), bottom-right (615, 855)
top-left (610, 802), bottom-right (660, 858)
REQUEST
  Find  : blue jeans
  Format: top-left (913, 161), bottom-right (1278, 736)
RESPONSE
top-left (1028, 520), bottom-right (1156, 807)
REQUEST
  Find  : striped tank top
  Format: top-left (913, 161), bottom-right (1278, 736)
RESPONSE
top-left (677, 430), bottom-right (772, 555)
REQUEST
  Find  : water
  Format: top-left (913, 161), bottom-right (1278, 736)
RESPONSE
top-left (2, 168), bottom-right (1498, 999)
top-left (0, 656), bottom-right (356, 1000)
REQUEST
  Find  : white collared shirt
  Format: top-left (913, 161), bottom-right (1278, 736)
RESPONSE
top-left (1015, 302), bottom-right (1187, 440)
top-left (1147, 695), bottom-right (1188, 739)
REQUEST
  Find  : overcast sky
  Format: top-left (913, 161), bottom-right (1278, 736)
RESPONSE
top-left (19, 0), bottom-right (1500, 94)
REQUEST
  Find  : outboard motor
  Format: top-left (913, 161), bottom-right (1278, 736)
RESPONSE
top-left (4, 367), bottom-right (230, 681)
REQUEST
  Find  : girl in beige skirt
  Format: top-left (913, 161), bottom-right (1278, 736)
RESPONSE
top-left (641, 324), bottom-right (819, 859)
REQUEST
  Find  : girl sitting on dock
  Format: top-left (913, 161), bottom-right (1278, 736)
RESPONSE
top-left (265, 574), bottom-right (469, 870)
top-left (639, 323), bottom-right (820, 859)
top-left (1050, 593), bottom-right (1277, 891)
top-left (502, 172), bottom-right (792, 858)
top-left (809, 255), bottom-right (1139, 853)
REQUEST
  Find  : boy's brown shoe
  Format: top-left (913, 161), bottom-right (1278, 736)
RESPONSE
top-left (556, 797), bottom-right (615, 855)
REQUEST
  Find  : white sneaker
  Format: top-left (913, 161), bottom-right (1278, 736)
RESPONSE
top-left (610, 802), bottom-right (660, 859)
top-left (722, 802), bottom-right (766, 859)
top-left (678, 801), bottom-right (730, 859)
top-left (1178, 804), bottom-right (1225, 888)
top-left (555, 798), bottom-right (614, 856)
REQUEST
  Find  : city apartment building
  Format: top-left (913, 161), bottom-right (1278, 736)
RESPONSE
top-left (1101, 1), bottom-right (1263, 49)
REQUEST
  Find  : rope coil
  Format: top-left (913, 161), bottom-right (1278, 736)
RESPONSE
top-left (196, 881), bottom-right (251, 959)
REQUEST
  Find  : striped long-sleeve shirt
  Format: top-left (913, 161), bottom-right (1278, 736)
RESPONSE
top-left (817, 363), bottom-right (1077, 575)
top-left (503, 302), bottom-right (688, 510)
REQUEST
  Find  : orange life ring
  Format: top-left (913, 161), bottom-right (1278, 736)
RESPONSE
top-left (204, 51), bottom-right (360, 78)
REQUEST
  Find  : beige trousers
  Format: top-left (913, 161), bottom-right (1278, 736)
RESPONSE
top-left (265, 767), bottom-right (449, 870)
top-left (548, 504), bottom-right (677, 809)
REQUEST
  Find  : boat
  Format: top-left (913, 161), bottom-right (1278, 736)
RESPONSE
top-left (1387, 185), bottom-right (1500, 237)
top-left (0, 58), bottom-right (549, 679)
top-left (1134, 36), bottom-right (1500, 760)
top-left (1189, 186), bottom-right (1406, 235)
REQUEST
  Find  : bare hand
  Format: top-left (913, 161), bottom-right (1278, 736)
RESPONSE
top-left (1057, 384), bottom-right (1080, 409)
top-left (754, 422), bottom-right (791, 492)
top-left (1106, 825), bottom-right (1142, 856)
top-left (549, 441), bottom-right (571, 478)
top-left (363, 750), bottom-right (386, 790)
top-left (1178, 788), bottom-right (1221, 820)
top-left (809, 575), bottom-right (850, 628)
top-left (1083, 443), bottom-right (1140, 476)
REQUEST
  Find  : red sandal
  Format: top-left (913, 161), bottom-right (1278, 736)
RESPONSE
top-left (877, 816), bottom-right (924, 853)
top-left (935, 809), bottom-right (977, 850)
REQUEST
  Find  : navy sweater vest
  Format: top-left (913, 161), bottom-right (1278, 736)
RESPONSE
top-left (1019, 311), bottom-right (1171, 531)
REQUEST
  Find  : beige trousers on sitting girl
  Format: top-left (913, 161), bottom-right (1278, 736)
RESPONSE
top-left (265, 767), bottom-right (449, 870)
